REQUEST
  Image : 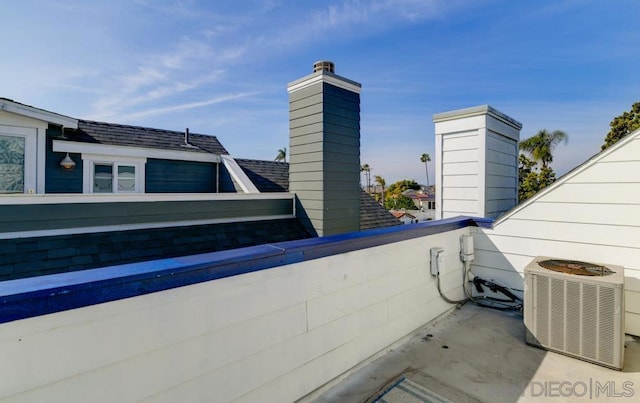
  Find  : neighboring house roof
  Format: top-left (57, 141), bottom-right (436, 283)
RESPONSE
top-left (60, 120), bottom-right (228, 156)
top-left (0, 97), bottom-right (78, 128)
top-left (0, 219), bottom-right (311, 281)
top-left (406, 193), bottom-right (434, 201)
top-left (391, 211), bottom-right (417, 219)
top-left (234, 159), bottom-right (401, 230)
top-left (360, 191), bottom-right (402, 230)
top-left (235, 158), bottom-right (289, 192)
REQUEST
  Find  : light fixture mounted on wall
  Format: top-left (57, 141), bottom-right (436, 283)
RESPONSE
top-left (60, 153), bottom-right (76, 170)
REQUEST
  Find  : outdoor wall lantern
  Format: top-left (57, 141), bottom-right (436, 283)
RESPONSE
top-left (59, 153), bottom-right (76, 170)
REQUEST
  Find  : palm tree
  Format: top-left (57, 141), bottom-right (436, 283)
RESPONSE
top-left (374, 175), bottom-right (385, 205)
top-left (360, 164), bottom-right (371, 192)
top-left (275, 147), bottom-right (287, 162)
top-left (519, 130), bottom-right (568, 169)
top-left (420, 153), bottom-right (431, 188)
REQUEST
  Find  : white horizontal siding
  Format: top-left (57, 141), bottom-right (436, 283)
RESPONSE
top-left (487, 161), bottom-right (516, 176)
top-left (476, 131), bottom-right (640, 335)
top-left (487, 130), bottom-right (517, 153)
top-left (486, 176), bottom-right (516, 189)
top-left (567, 160), bottom-right (640, 183)
top-left (442, 200), bottom-right (479, 217)
top-left (442, 187), bottom-right (478, 200)
top-left (443, 161), bottom-right (478, 175)
top-left (485, 131), bottom-right (517, 217)
top-left (538, 182), bottom-right (640, 204)
top-left (442, 174), bottom-right (479, 187)
top-left (441, 133), bottom-right (481, 218)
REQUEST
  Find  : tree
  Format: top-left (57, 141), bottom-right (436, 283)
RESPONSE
top-left (385, 194), bottom-right (415, 210)
top-left (519, 129), bottom-right (568, 169)
top-left (518, 154), bottom-right (556, 202)
top-left (517, 130), bottom-right (566, 203)
top-left (386, 179), bottom-right (421, 198)
top-left (374, 175), bottom-right (385, 204)
top-left (602, 102), bottom-right (640, 150)
top-left (383, 179), bottom-right (420, 210)
top-left (361, 164), bottom-right (371, 192)
top-left (275, 147), bottom-right (287, 162)
top-left (420, 153), bottom-right (431, 188)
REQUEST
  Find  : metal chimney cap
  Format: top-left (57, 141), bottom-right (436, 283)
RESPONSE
top-left (313, 60), bottom-right (335, 73)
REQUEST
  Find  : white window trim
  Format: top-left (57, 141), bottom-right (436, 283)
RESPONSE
top-left (82, 154), bottom-right (146, 194)
top-left (0, 125), bottom-right (38, 194)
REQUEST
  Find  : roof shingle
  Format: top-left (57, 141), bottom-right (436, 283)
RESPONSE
top-left (234, 159), bottom-right (400, 230)
top-left (61, 120), bottom-right (228, 155)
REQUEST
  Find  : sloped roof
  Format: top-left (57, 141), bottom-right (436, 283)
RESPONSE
top-left (360, 191), bottom-right (402, 230)
top-left (1, 219), bottom-right (311, 281)
top-left (0, 97), bottom-right (78, 128)
top-left (391, 211), bottom-right (416, 219)
top-left (234, 158), bottom-right (289, 192)
top-left (233, 159), bottom-right (400, 230)
top-left (61, 120), bottom-right (228, 155)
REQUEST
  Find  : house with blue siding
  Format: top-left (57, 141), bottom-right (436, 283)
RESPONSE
top-left (0, 63), bottom-right (400, 281)
top-left (1, 98), bottom-right (231, 195)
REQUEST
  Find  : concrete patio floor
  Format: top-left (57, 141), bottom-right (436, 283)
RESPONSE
top-left (308, 304), bottom-right (640, 402)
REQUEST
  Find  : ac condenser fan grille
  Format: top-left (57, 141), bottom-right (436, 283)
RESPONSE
top-left (538, 259), bottom-right (614, 276)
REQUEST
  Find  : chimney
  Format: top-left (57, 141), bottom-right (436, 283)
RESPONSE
top-left (433, 105), bottom-right (521, 220)
top-left (287, 61), bottom-right (362, 236)
top-left (313, 60), bottom-right (335, 73)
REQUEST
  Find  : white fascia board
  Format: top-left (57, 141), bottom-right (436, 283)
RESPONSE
top-left (0, 99), bottom-right (78, 129)
top-left (220, 154), bottom-right (260, 193)
top-left (53, 140), bottom-right (221, 163)
top-left (287, 71), bottom-right (362, 94)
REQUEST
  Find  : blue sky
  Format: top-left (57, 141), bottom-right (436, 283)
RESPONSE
top-left (2, 0), bottom-right (638, 184)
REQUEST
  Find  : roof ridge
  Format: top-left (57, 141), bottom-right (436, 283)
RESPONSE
top-left (79, 119), bottom-right (212, 137)
top-left (235, 157), bottom-right (289, 164)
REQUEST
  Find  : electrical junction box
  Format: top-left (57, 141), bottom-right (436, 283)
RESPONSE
top-left (430, 247), bottom-right (444, 276)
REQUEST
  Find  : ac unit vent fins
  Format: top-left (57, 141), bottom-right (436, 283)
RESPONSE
top-left (538, 259), bottom-right (614, 276)
top-left (524, 256), bottom-right (625, 370)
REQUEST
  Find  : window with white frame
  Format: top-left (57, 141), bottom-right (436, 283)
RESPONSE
top-left (83, 156), bottom-right (145, 193)
top-left (0, 126), bottom-right (37, 194)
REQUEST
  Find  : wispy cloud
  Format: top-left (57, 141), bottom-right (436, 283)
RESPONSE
top-left (113, 92), bottom-right (257, 122)
top-left (88, 32), bottom-right (243, 121)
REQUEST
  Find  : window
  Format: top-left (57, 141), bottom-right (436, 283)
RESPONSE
top-left (117, 165), bottom-right (136, 191)
top-left (83, 156), bottom-right (145, 193)
top-left (0, 135), bottom-right (25, 193)
top-left (93, 164), bottom-right (113, 193)
top-left (0, 126), bottom-right (37, 194)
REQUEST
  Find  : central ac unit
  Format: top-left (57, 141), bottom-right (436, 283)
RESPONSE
top-left (524, 256), bottom-right (625, 370)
